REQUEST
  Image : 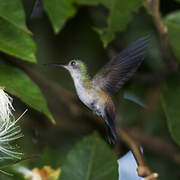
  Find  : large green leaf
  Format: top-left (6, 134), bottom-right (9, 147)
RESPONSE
top-left (161, 73), bottom-right (180, 146)
top-left (0, 64), bottom-right (55, 124)
top-left (0, 0), bottom-right (29, 33)
top-left (43, 0), bottom-right (76, 33)
top-left (0, 0), bottom-right (36, 62)
top-left (0, 19), bottom-right (36, 62)
top-left (164, 11), bottom-right (180, 62)
top-left (91, 0), bottom-right (142, 46)
top-left (43, 0), bottom-right (142, 46)
top-left (60, 132), bottom-right (118, 180)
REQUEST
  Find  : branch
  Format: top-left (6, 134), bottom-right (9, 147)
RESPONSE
top-left (127, 127), bottom-right (180, 165)
top-left (145, 0), bottom-right (178, 72)
top-left (117, 127), bottom-right (158, 179)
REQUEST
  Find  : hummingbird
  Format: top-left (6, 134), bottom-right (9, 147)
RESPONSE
top-left (45, 36), bottom-right (150, 144)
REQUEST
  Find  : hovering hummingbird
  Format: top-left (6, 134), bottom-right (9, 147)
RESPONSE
top-left (45, 36), bottom-right (150, 144)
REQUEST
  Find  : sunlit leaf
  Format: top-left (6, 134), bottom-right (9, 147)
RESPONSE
top-left (0, 0), bottom-right (30, 33)
top-left (164, 11), bottom-right (180, 62)
top-left (161, 73), bottom-right (180, 146)
top-left (60, 132), bottom-right (118, 180)
top-left (0, 19), bottom-right (36, 62)
top-left (0, 0), bottom-right (36, 62)
top-left (43, 0), bottom-right (76, 33)
top-left (0, 64), bottom-right (55, 124)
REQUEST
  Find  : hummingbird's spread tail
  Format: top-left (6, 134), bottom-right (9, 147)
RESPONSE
top-left (104, 106), bottom-right (117, 144)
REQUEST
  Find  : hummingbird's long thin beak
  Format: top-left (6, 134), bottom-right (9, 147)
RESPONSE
top-left (43, 63), bottom-right (66, 68)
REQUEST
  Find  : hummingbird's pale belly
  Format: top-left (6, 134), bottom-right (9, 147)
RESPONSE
top-left (74, 79), bottom-right (105, 116)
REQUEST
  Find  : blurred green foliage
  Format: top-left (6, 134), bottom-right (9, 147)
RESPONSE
top-left (60, 132), bottom-right (118, 180)
top-left (164, 11), bottom-right (180, 61)
top-left (161, 73), bottom-right (180, 146)
top-left (0, 64), bottom-right (54, 123)
top-left (0, 0), bottom-right (179, 179)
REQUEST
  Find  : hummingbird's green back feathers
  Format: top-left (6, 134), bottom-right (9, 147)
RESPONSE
top-left (92, 35), bottom-right (150, 95)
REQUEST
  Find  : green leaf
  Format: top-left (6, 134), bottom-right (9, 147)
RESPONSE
top-left (43, 0), bottom-right (76, 33)
top-left (161, 73), bottom-right (180, 146)
top-left (93, 0), bottom-right (143, 46)
top-left (43, 0), bottom-right (142, 45)
top-left (77, 0), bottom-right (143, 46)
top-left (0, 19), bottom-right (36, 62)
top-left (0, 0), bottom-right (30, 33)
top-left (164, 11), bottom-right (180, 62)
top-left (0, 64), bottom-right (55, 124)
top-left (60, 132), bottom-right (118, 180)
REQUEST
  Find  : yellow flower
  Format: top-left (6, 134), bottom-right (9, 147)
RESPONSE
top-left (18, 165), bottom-right (61, 180)
top-left (32, 166), bottom-right (61, 180)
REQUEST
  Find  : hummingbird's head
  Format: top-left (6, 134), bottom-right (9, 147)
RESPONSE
top-left (44, 60), bottom-right (89, 81)
top-left (63, 60), bottom-right (88, 80)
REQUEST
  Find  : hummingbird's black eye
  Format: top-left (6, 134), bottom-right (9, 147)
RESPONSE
top-left (70, 60), bottom-right (76, 66)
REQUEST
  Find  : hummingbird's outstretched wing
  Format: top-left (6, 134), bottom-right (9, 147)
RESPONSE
top-left (92, 36), bottom-right (150, 95)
